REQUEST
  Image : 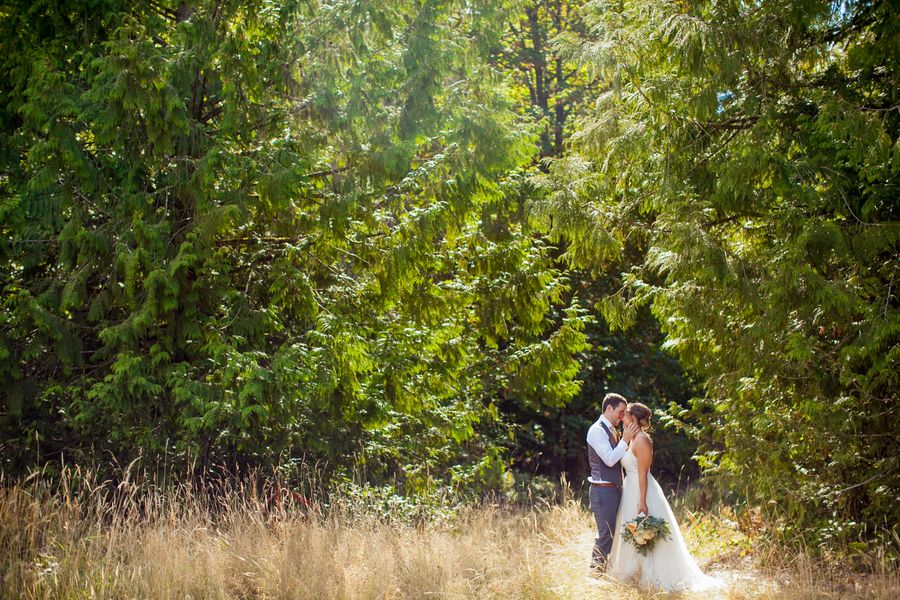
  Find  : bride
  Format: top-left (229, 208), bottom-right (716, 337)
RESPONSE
top-left (607, 402), bottom-right (723, 592)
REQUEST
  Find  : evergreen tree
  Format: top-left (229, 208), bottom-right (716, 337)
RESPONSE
top-left (491, 0), bottom-right (698, 488)
top-left (0, 0), bottom-right (590, 491)
top-left (540, 0), bottom-right (899, 546)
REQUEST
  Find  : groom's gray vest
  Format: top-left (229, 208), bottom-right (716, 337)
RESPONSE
top-left (588, 421), bottom-right (623, 485)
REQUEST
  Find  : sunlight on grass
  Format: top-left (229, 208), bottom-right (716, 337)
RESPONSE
top-left (2, 473), bottom-right (897, 599)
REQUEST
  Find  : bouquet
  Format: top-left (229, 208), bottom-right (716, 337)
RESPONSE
top-left (622, 513), bottom-right (671, 556)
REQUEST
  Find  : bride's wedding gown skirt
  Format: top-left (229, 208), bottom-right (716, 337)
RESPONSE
top-left (607, 448), bottom-right (723, 592)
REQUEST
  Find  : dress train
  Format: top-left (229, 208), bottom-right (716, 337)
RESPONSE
top-left (607, 447), bottom-right (723, 592)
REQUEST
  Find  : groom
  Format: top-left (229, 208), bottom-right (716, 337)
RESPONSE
top-left (587, 392), bottom-right (639, 572)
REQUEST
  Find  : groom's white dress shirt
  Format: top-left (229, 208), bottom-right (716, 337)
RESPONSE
top-left (586, 415), bottom-right (627, 484)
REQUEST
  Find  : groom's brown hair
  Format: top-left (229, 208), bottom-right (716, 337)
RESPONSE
top-left (602, 392), bottom-right (627, 412)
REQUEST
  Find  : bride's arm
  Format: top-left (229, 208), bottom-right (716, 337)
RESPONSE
top-left (633, 435), bottom-right (653, 514)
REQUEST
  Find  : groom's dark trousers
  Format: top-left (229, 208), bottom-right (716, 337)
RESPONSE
top-left (590, 485), bottom-right (621, 568)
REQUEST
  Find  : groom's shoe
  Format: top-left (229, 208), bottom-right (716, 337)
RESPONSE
top-left (589, 562), bottom-right (606, 579)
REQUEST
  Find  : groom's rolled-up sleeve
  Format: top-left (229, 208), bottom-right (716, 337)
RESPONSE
top-left (587, 425), bottom-right (627, 467)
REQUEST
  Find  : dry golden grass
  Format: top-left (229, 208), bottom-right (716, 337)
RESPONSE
top-left (2, 471), bottom-right (897, 599)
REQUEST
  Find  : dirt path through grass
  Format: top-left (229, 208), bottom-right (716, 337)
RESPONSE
top-left (539, 521), bottom-right (804, 600)
top-left (539, 516), bottom-right (900, 600)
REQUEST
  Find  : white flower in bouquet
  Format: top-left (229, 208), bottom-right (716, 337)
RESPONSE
top-left (622, 514), bottom-right (671, 556)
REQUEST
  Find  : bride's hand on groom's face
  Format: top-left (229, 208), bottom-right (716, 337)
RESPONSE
top-left (622, 422), bottom-right (640, 442)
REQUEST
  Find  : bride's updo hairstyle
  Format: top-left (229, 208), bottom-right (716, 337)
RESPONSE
top-left (627, 402), bottom-right (652, 432)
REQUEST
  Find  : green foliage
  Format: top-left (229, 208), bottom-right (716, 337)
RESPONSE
top-left (542, 0), bottom-right (900, 548)
top-left (492, 0), bottom-right (699, 490)
top-left (0, 0), bottom-right (591, 490)
top-left (7, 0), bottom-right (894, 559)
top-left (492, 0), bottom-right (597, 158)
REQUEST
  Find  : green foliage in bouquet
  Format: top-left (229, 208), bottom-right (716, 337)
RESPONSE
top-left (622, 515), bottom-right (672, 557)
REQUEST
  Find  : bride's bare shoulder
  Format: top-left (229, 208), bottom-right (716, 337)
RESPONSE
top-left (634, 432), bottom-right (653, 448)
top-left (631, 432), bottom-right (653, 455)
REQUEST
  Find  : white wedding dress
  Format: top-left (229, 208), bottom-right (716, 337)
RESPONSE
top-left (607, 443), bottom-right (723, 592)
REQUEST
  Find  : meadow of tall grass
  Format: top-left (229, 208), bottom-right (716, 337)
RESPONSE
top-left (2, 467), bottom-right (897, 599)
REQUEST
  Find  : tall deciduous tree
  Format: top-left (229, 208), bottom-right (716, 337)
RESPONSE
top-left (494, 0), bottom-right (597, 158)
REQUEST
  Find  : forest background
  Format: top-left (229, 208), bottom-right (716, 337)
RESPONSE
top-left (1, 0), bottom-right (897, 565)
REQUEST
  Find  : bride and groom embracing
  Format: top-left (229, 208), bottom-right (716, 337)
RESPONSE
top-left (587, 393), bottom-right (723, 592)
